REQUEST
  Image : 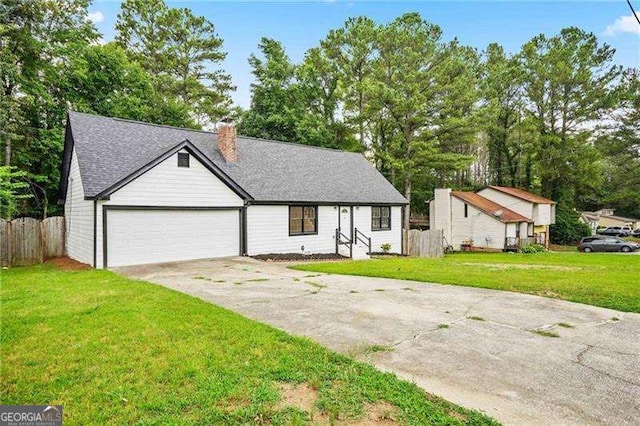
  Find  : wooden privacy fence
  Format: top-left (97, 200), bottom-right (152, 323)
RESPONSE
top-left (0, 217), bottom-right (65, 267)
top-left (403, 229), bottom-right (444, 258)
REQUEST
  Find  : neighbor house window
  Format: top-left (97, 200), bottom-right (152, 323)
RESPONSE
top-left (372, 206), bottom-right (391, 231)
top-left (464, 203), bottom-right (468, 218)
top-left (289, 206), bottom-right (317, 235)
top-left (178, 152), bottom-right (190, 168)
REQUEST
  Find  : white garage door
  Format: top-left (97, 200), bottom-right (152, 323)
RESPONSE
top-left (106, 209), bottom-right (240, 267)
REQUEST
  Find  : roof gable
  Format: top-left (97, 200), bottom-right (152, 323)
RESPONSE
top-left (93, 139), bottom-right (251, 201)
top-left (487, 186), bottom-right (556, 205)
top-left (452, 191), bottom-right (532, 223)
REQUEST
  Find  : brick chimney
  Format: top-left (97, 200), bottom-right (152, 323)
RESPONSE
top-left (218, 123), bottom-right (237, 163)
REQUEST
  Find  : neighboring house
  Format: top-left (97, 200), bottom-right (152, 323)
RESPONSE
top-left (429, 189), bottom-right (532, 251)
top-left (477, 186), bottom-right (556, 246)
top-left (580, 209), bottom-right (639, 231)
top-left (59, 112), bottom-right (408, 268)
top-left (579, 211), bottom-right (600, 234)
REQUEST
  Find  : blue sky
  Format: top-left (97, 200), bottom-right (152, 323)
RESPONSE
top-left (90, 1), bottom-right (640, 109)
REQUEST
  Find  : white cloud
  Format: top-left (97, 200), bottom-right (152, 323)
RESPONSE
top-left (87, 11), bottom-right (104, 24)
top-left (603, 12), bottom-right (640, 36)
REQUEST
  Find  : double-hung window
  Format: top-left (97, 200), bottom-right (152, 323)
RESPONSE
top-left (289, 206), bottom-right (317, 235)
top-left (371, 206), bottom-right (391, 231)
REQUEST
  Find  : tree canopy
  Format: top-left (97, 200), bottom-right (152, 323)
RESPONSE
top-left (1, 3), bottom-right (638, 227)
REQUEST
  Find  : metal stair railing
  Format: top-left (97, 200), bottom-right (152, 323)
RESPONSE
top-left (353, 227), bottom-right (372, 255)
top-left (335, 228), bottom-right (353, 258)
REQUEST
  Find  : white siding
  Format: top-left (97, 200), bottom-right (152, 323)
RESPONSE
top-left (95, 151), bottom-right (243, 268)
top-left (533, 204), bottom-right (553, 225)
top-left (246, 205), bottom-right (338, 255)
top-left (105, 150), bottom-right (243, 207)
top-left (65, 148), bottom-right (94, 266)
top-left (478, 188), bottom-right (555, 226)
top-left (450, 197), bottom-right (506, 250)
top-left (430, 188), bottom-right (452, 244)
top-left (477, 188), bottom-right (534, 220)
top-left (246, 204), bottom-right (403, 256)
top-left (352, 206), bottom-right (402, 254)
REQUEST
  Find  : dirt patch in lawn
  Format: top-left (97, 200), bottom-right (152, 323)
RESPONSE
top-left (459, 262), bottom-right (581, 272)
top-left (47, 256), bottom-right (91, 271)
top-left (253, 253), bottom-right (347, 262)
top-left (351, 401), bottom-right (400, 424)
top-left (276, 382), bottom-right (319, 413)
top-left (276, 382), bottom-right (399, 424)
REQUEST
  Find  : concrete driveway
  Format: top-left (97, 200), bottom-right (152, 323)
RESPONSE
top-left (116, 257), bottom-right (640, 425)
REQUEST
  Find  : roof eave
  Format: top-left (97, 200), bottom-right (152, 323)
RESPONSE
top-left (57, 114), bottom-right (75, 205)
top-left (248, 200), bottom-right (408, 206)
top-left (488, 186), bottom-right (556, 205)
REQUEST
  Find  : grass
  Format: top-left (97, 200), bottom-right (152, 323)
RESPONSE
top-left (292, 252), bottom-right (640, 313)
top-left (363, 345), bottom-right (394, 354)
top-left (467, 316), bottom-right (485, 322)
top-left (531, 330), bottom-right (560, 338)
top-left (1, 264), bottom-right (496, 425)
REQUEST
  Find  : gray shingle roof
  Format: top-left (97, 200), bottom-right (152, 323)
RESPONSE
top-left (66, 111), bottom-right (408, 204)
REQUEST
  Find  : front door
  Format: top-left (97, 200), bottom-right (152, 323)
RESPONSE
top-left (339, 206), bottom-right (351, 237)
top-left (338, 206), bottom-right (352, 257)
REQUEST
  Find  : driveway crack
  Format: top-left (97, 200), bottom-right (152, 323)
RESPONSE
top-left (391, 317), bottom-right (467, 348)
top-left (572, 345), bottom-right (640, 389)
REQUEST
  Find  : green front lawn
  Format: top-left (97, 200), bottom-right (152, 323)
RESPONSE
top-left (293, 252), bottom-right (640, 313)
top-left (1, 264), bottom-right (495, 425)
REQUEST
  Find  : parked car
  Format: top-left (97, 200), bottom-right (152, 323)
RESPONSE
top-left (599, 226), bottom-right (632, 237)
top-left (631, 228), bottom-right (640, 238)
top-left (578, 236), bottom-right (639, 253)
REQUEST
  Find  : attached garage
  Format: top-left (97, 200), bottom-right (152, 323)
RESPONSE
top-left (103, 207), bottom-right (241, 268)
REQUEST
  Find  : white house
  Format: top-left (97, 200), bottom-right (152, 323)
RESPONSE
top-left (59, 112), bottom-right (408, 268)
top-left (477, 186), bottom-right (556, 246)
top-left (429, 189), bottom-right (532, 251)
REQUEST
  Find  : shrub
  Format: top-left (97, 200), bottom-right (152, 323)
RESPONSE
top-left (380, 243), bottom-right (391, 253)
top-left (550, 204), bottom-right (592, 245)
top-left (521, 244), bottom-right (546, 254)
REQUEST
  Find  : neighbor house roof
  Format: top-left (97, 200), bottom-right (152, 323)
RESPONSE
top-left (451, 191), bottom-right (532, 223)
top-left (580, 212), bottom-right (600, 222)
top-left (60, 111), bottom-right (408, 205)
top-left (487, 186), bottom-right (556, 205)
top-left (581, 211), bottom-right (638, 223)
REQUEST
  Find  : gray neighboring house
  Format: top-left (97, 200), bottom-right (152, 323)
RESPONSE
top-left (59, 111), bottom-right (408, 268)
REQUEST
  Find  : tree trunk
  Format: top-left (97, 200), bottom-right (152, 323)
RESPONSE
top-left (403, 177), bottom-right (411, 230)
top-left (358, 90), bottom-right (365, 149)
top-left (4, 138), bottom-right (10, 166)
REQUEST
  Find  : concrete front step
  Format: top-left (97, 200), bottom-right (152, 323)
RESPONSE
top-left (352, 244), bottom-right (370, 260)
